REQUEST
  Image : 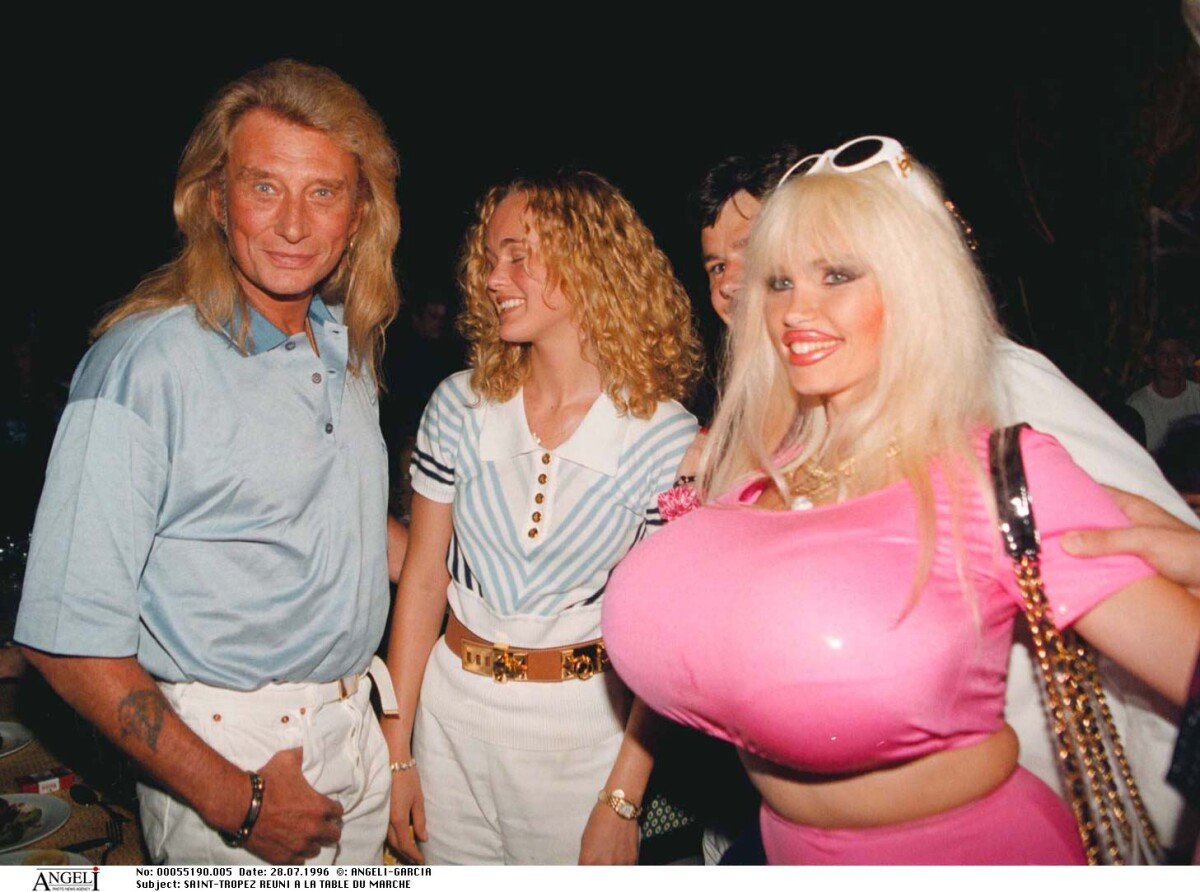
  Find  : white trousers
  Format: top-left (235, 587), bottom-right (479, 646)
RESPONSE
top-left (139, 675), bottom-right (391, 865)
top-left (413, 637), bottom-right (628, 864)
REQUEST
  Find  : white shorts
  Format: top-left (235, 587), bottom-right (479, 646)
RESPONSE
top-left (413, 636), bottom-right (629, 864)
top-left (139, 674), bottom-right (390, 865)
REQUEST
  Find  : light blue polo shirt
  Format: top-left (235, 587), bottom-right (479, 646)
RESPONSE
top-left (15, 298), bottom-right (389, 690)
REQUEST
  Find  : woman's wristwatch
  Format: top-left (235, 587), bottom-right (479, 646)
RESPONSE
top-left (598, 788), bottom-right (641, 820)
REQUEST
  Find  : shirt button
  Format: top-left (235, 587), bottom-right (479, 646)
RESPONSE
top-left (532, 511), bottom-right (542, 523)
top-left (285, 341), bottom-right (297, 351)
top-left (325, 423), bottom-right (334, 434)
top-left (534, 493), bottom-right (545, 504)
top-left (538, 473), bottom-right (548, 485)
top-left (312, 372), bottom-right (322, 384)
top-left (528, 528), bottom-right (539, 539)
top-left (541, 453), bottom-right (551, 465)
top-left (280, 715), bottom-right (290, 724)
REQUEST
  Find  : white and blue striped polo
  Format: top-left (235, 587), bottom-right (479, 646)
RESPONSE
top-left (411, 370), bottom-right (698, 649)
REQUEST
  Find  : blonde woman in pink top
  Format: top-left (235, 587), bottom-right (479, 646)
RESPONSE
top-left (602, 137), bottom-right (1200, 865)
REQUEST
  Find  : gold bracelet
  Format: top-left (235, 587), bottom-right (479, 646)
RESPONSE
top-left (389, 758), bottom-right (417, 772)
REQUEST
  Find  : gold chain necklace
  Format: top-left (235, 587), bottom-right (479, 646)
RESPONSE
top-left (784, 440), bottom-right (899, 503)
top-left (528, 406), bottom-right (588, 449)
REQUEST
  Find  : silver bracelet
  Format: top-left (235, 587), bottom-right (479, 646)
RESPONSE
top-left (389, 758), bottom-right (417, 772)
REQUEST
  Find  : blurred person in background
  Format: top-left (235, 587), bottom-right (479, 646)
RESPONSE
top-left (1127, 333), bottom-right (1200, 451)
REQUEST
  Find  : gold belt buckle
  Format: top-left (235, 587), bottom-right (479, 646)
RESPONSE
top-left (561, 642), bottom-right (609, 681)
top-left (462, 640), bottom-right (528, 683)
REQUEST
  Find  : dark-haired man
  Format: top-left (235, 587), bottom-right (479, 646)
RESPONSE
top-left (696, 151), bottom-right (799, 326)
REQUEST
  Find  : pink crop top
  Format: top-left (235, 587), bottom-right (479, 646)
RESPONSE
top-left (602, 428), bottom-right (1155, 774)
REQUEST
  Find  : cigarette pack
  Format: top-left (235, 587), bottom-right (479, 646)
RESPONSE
top-left (15, 766), bottom-right (76, 794)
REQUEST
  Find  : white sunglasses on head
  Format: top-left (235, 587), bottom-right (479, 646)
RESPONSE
top-left (775, 135), bottom-right (978, 251)
top-left (777, 135), bottom-right (912, 188)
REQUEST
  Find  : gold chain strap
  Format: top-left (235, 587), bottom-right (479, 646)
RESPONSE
top-left (1012, 554), bottom-right (1160, 864)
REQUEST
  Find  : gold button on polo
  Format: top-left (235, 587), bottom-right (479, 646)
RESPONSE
top-left (541, 453), bottom-right (551, 465)
top-left (538, 473), bottom-right (548, 485)
top-left (528, 528), bottom-right (539, 538)
top-left (213, 714), bottom-right (221, 722)
top-left (281, 715), bottom-right (290, 724)
top-left (535, 493), bottom-right (545, 504)
top-left (532, 511), bottom-right (542, 523)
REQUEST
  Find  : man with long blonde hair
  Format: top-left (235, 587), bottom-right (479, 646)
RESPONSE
top-left (16, 60), bottom-right (401, 864)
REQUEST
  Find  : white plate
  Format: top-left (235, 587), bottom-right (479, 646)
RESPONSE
top-left (0, 722), bottom-right (33, 759)
top-left (0, 848), bottom-right (89, 866)
top-left (0, 794), bottom-right (71, 853)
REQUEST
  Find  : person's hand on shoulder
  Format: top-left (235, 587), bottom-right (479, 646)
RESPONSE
top-left (1062, 488), bottom-right (1200, 595)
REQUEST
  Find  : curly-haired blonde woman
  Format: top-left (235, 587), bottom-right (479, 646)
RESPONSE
top-left (383, 171), bottom-right (703, 864)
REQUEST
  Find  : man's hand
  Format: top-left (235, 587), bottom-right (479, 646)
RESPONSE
top-left (19, 653), bottom-right (335, 864)
top-left (386, 765), bottom-right (426, 864)
top-left (578, 801), bottom-right (639, 865)
top-left (1063, 488), bottom-right (1200, 595)
top-left (244, 748), bottom-right (343, 865)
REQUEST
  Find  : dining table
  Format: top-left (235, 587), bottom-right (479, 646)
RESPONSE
top-left (0, 673), bottom-right (146, 865)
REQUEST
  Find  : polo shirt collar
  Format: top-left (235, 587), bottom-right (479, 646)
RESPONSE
top-left (560, 392), bottom-right (624, 476)
top-left (479, 388), bottom-right (623, 477)
top-left (310, 296), bottom-right (340, 326)
top-left (224, 295), bottom-right (340, 355)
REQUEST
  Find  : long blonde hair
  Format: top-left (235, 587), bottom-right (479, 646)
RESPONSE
top-left (458, 171), bottom-right (703, 419)
top-left (94, 59), bottom-right (400, 385)
top-left (702, 157), bottom-right (1001, 591)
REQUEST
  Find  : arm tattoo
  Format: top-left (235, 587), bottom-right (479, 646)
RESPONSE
top-left (117, 688), bottom-right (169, 752)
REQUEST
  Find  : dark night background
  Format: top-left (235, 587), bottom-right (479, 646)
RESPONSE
top-left (7, 6), bottom-right (1198, 533)
top-left (0, 5), bottom-right (1196, 826)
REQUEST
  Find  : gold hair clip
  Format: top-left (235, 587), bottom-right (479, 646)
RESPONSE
top-left (944, 200), bottom-right (979, 253)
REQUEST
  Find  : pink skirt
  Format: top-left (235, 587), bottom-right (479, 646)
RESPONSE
top-left (759, 766), bottom-right (1087, 865)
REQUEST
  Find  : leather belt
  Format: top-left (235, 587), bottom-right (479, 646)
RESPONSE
top-left (335, 655), bottom-right (400, 716)
top-left (156, 655), bottom-right (399, 716)
top-left (293, 654), bottom-right (400, 715)
top-left (443, 613), bottom-right (610, 683)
